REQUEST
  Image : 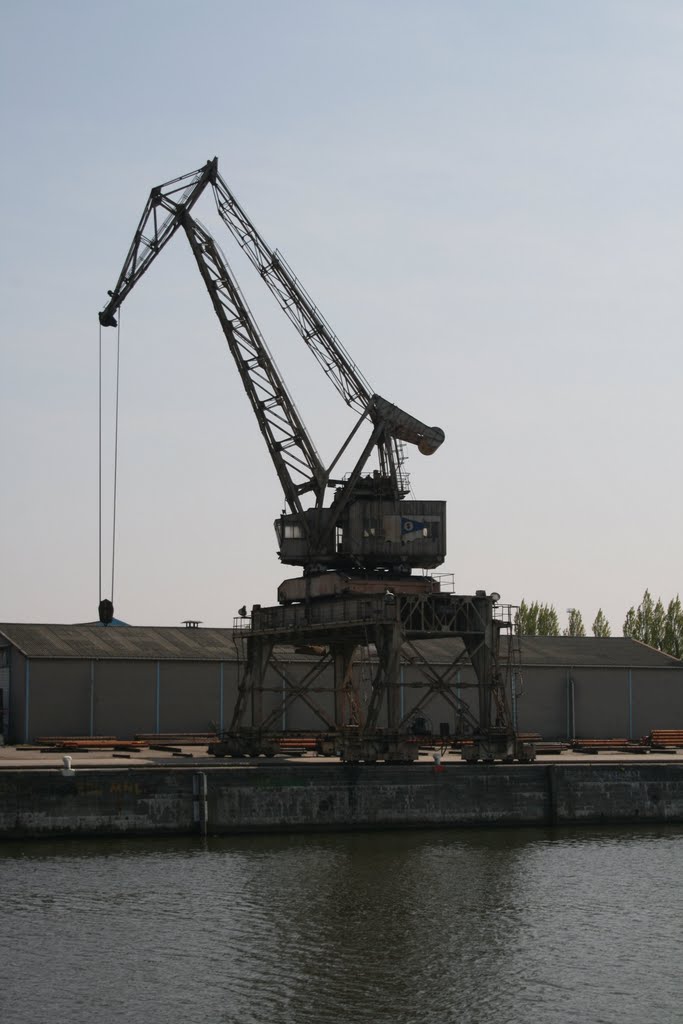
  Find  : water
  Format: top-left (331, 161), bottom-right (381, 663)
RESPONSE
top-left (1, 827), bottom-right (682, 1024)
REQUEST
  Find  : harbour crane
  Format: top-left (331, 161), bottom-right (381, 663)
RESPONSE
top-left (100, 159), bottom-right (531, 764)
top-left (99, 158), bottom-right (447, 604)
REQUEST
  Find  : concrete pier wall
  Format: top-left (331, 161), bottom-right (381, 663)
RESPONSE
top-left (1, 763), bottom-right (683, 838)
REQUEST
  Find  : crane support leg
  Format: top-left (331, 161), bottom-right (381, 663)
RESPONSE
top-left (331, 642), bottom-right (360, 727)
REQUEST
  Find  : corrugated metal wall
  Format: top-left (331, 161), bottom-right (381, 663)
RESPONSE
top-left (5, 652), bottom-right (683, 743)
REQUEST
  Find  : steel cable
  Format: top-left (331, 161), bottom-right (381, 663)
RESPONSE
top-left (98, 315), bottom-right (121, 616)
top-left (111, 315), bottom-right (121, 605)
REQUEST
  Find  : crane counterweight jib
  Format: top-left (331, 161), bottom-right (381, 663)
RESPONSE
top-left (370, 395), bottom-right (445, 455)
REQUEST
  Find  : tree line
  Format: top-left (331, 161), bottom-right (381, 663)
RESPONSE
top-left (515, 590), bottom-right (683, 658)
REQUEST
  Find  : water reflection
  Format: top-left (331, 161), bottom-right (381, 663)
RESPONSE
top-left (1, 827), bottom-right (682, 1024)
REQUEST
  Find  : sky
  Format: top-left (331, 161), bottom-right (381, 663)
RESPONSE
top-left (1, 0), bottom-right (681, 634)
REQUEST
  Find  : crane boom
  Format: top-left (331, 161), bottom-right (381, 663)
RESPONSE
top-left (99, 159), bottom-right (448, 583)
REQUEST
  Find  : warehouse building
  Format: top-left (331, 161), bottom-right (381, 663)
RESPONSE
top-left (0, 623), bottom-right (681, 744)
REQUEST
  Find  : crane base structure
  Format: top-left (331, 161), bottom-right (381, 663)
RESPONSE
top-left (208, 589), bottom-right (536, 765)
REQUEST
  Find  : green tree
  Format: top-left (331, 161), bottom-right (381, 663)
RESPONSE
top-left (624, 590), bottom-right (656, 644)
top-left (637, 589), bottom-right (655, 645)
top-left (591, 608), bottom-right (611, 637)
top-left (538, 603), bottom-right (561, 635)
top-left (623, 605), bottom-right (637, 638)
top-left (516, 599), bottom-right (538, 635)
top-left (651, 598), bottom-right (666, 649)
top-left (516, 600), bottom-right (563, 636)
top-left (662, 596), bottom-right (683, 658)
top-left (564, 608), bottom-right (586, 637)
top-left (623, 590), bottom-right (683, 656)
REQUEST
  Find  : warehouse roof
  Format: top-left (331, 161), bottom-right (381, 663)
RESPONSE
top-left (0, 623), bottom-right (239, 660)
top-left (0, 623), bottom-right (319, 662)
top-left (517, 635), bottom-right (681, 668)
top-left (398, 635), bottom-right (680, 667)
top-left (0, 623), bottom-right (679, 668)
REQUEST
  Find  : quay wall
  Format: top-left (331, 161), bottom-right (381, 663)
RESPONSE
top-left (2, 762), bottom-right (683, 838)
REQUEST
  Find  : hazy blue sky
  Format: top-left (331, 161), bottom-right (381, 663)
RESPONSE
top-left (1, 0), bottom-right (681, 633)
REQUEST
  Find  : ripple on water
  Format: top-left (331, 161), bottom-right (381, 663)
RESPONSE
top-left (1, 827), bottom-right (682, 1024)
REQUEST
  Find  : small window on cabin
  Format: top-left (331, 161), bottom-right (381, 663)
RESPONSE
top-left (284, 523), bottom-right (304, 540)
top-left (363, 517), bottom-right (379, 538)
